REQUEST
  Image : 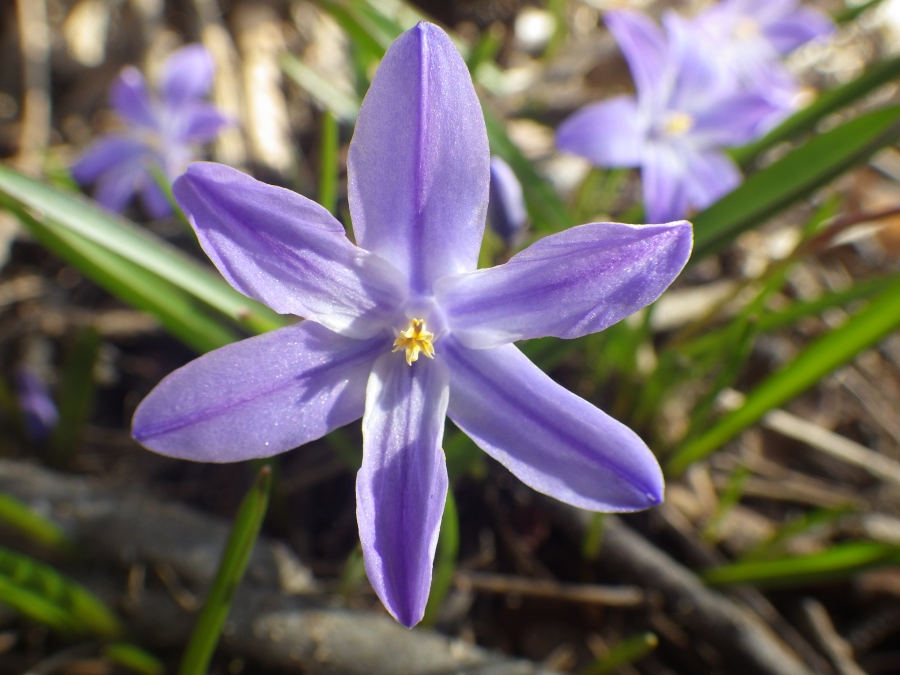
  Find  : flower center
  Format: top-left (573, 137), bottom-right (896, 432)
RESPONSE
top-left (733, 17), bottom-right (760, 42)
top-left (392, 318), bottom-right (435, 366)
top-left (662, 112), bottom-right (694, 137)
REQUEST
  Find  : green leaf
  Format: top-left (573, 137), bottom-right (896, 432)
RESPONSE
top-left (667, 274), bottom-right (900, 475)
top-left (0, 546), bottom-right (121, 637)
top-left (48, 327), bottom-right (100, 468)
top-left (103, 643), bottom-right (165, 675)
top-left (421, 490), bottom-right (459, 627)
top-left (692, 104), bottom-right (900, 259)
top-left (581, 632), bottom-right (658, 675)
top-left (484, 110), bottom-right (575, 233)
top-left (703, 542), bottom-right (898, 587)
top-left (318, 110), bottom-right (341, 215)
top-left (0, 493), bottom-right (70, 551)
top-left (5, 200), bottom-right (239, 354)
top-left (282, 55), bottom-right (361, 122)
top-left (0, 163), bottom-right (286, 334)
top-left (179, 465), bottom-right (272, 675)
top-left (733, 55), bottom-right (900, 166)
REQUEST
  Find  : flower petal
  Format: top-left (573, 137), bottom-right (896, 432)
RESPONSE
top-left (110, 67), bottom-right (158, 129)
top-left (764, 7), bottom-right (834, 54)
top-left (437, 221), bottom-right (692, 349)
top-left (556, 96), bottom-right (642, 168)
top-left (444, 338), bottom-right (663, 512)
top-left (683, 150), bottom-right (742, 211)
top-left (488, 157), bottom-right (527, 244)
top-left (357, 353), bottom-right (449, 627)
top-left (691, 93), bottom-right (781, 147)
top-left (92, 162), bottom-right (145, 213)
top-left (641, 143), bottom-right (689, 223)
top-left (347, 22), bottom-right (489, 294)
top-left (71, 135), bottom-right (149, 185)
top-left (140, 180), bottom-right (172, 219)
top-left (160, 44), bottom-right (215, 108)
top-left (605, 10), bottom-right (668, 109)
top-left (173, 162), bottom-right (407, 339)
top-left (175, 102), bottom-right (231, 143)
top-left (132, 322), bottom-right (388, 462)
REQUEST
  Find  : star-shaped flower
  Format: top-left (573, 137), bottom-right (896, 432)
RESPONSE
top-left (72, 44), bottom-right (230, 218)
top-left (132, 22), bottom-right (692, 627)
top-left (556, 10), bottom-right (779, 223)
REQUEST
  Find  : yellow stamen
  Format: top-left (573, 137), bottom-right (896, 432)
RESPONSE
top-left (392, 318), bottom-right (435, 366)
top-left (734, 17), bottom-right (760, 41)
top-left (662, 111), bottom-right (694, 137)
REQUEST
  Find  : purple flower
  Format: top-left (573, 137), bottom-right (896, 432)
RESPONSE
top-left (15, 367), bottom-right (59, 443)
top-left (557, 10), bottom-right (781, 224)
top-left (688, 0), bottom-right (834, 109)
top-left (72, 45), bottom-right (230, 218)
top-left (131, 23), bottom-right (692, 627)
top-left (488, 157), bottom-right (527, 246)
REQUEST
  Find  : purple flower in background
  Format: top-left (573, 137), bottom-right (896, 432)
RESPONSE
top-left (688, 0), bottom-right (834, 111)
top-left (131, 23), bottom-right (692, 627)
top-left (557, 10), bottom-right (779, 223)
top-left (72, 45), bottom-right (229, 218)
top-left (15, 367), bottom-right (58, 443)
top-left (488, 157), bottom-right (528, 246)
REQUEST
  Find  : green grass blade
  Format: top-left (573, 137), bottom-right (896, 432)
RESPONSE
top-left (179, 465), bottom-right (272, 675)
top-left (703, 542), bottom-right (898, 587)
top-left (0, 546), bottom-right (122, 637)
top-left (692, 105), bottom-right (900, 259)
top-left (318, 111), bottom-right (340, 215)
top-left (6, 200), bottom-right (240, 353)
top-left (421, 490), bottom-right (459, 627)
top-left (0, 493), bottom-right (70, 551)
top-left (103, 643), bottom-right (165, 675)
top-left (581, 632), bottom-right (658, 675)
top-left (0, 163), bottom-right (285, 334)
top-left (667, 274), bottom-right (900, 474)
top-left (483, 109), bottom-right (575, 233)
top-left (48, 327), bottom-right (100, 468)
top-left (732, 55), bottom-right (900, 166)
top-left (281, 55), bottom-right (361, 122)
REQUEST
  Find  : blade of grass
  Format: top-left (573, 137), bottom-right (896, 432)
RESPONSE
top-left (692, 104), bottom-right (900, 259)
top-left (581, 632), bottom-right (658, 675)
top-left (179, 465), bottom-right (272, 675)
top-left (421, 490), bottom-right (459, 627)
top-left (732, 55), bottom-right (900, 166)
top-left (103, 643), bottom-right (165, 675)
top-left (0, 546), bottom-right (122, 637)
top-left (318, 111), bottom-right (340, 215)
top-left (48, 327), bottom-right (100, 469)
top-left (0, 492), bottom-right (70, 551)
top-left (0, 163), bottom-right (285, 334)
top-left (667, 273), bottom-right (900, 475)
top-left (5, 200), bottom-right (240, 353)
top-left (703, 542), bottom-right (899, 587)
top-left (483, 109), bottom-right (575, 233)
top-left (281, 55), bottom-right (361, 122)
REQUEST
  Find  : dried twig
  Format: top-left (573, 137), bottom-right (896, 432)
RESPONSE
top-left (454, 571), bottom-right (644, 607)
top-left (13, 0), bottom-right (51, 176)
top-left (801, 598), bottom-right (867, 675)
top-left (763, 409), bottom-right (900, 486)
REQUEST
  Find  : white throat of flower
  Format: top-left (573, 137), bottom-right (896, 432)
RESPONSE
top-left (733, 17), bottom-right (760, 41)
top-left (662, 111), bottom-right (694, 137)
top-left (392, 318), bottom-right (435, 365)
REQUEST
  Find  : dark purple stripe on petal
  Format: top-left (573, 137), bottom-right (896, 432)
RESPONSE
top-left (445, 338), bottom-right (663, 511)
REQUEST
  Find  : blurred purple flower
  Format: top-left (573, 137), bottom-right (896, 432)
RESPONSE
top-left (71, 44), bottom-right (230, 218)
top-left (131, 23), bottom-right (692, 627)
top-left (557, 10), bottom-right (779, 223)
top-left (15, 367), bottom-right (58, 443)
top-left (688, 0), bottom-right (834, 112)
top-left (488, 157), bottom-right (528, 246)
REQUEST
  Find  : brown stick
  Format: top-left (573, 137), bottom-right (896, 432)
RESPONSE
top-left (455, 570), bottom-right (645, 607)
